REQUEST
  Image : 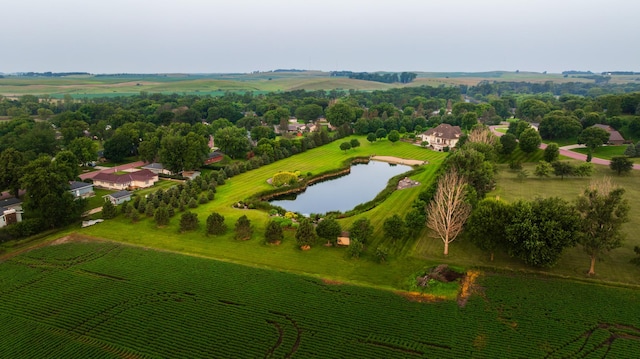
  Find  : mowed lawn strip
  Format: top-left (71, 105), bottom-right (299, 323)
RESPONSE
top-left (414, 161), bottom-right (640, 284)
top-left (80, 137), bottom-right (448, 289)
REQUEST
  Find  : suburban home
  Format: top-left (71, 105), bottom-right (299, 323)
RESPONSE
top-left (141, 163), bottom-right (173, 175)
top-left (69, 181), bottom-right (94, 199)
top-left (0, 197), bottom-right (23, 228)
top-left (418, 123), bottom-right (463, 151)
top-left (181, 171), bottom-right (201, 180)
top-left (103, 190), bottom-right (132, 205)
top-left (204, 151), bottom-right (224, 165)
top-left (592, 124), bottom-right (625, 145)
top-left (92, 169), bottom-right (158, 190)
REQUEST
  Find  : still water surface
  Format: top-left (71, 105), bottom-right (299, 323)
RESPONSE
top-left (269, 161), bottom-right (411, 215)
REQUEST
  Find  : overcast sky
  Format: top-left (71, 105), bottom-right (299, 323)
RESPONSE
top-left (2, 0), bottom-right (638, 74)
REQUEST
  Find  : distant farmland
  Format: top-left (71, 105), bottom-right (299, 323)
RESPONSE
top-left (2, 70), bottom-right (634, 98)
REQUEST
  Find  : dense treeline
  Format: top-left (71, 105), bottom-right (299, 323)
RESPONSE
top-left (330, 71), bottom-right (417, 84)
top-left (0, 81), bottom-right (639, 245)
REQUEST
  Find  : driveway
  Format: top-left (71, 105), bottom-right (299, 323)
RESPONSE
top-left (489, 125), bottom-right (640, 170)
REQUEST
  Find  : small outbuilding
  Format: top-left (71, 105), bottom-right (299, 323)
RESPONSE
top-left (337, 231), bottom-right (350, 246)
top-left (69, 181), bottom-right (94, 199)
top-left (103, 190), bottom-right (132, 205)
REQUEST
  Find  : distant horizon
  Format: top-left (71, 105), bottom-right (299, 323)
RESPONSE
top-left (2, 69), bottom-right (636, 76)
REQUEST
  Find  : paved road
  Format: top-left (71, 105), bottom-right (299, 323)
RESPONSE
top-left (489, 125), bottom-right (640, 170)
top-left (79, 160), bottom-right (147, 180)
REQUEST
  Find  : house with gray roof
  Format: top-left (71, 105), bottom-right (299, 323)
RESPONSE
top-left (418, 124), bottom-right (463, 151)
top-left (103, 190), bottom-right (132, 205)
top-left (69, 181), bottom-right (94, 199)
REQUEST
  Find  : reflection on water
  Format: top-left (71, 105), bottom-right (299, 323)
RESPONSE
top-left (269, 161), bottom-right (411, 215)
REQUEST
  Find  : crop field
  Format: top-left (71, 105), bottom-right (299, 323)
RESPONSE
top-left (1, 240), bottom-right (639, 358)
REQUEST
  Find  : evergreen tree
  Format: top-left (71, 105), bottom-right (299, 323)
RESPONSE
top-left (295, 218), bottom-right (317, 248)
top-left (102, 200), bottom-right (117, 219)
top-left (234, 215), bottom-right (252, 240)
top-left (264, 220), bottom-right (284, 244)
top-left (206, 212), bottom-right (226, 235)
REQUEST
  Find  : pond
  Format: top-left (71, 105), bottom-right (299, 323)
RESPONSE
top-left (269, 161), bottom-right (412, 215)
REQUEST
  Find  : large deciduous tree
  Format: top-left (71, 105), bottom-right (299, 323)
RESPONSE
top-left (326, 103), bottom-right (356, 128)
top-left (466, 198), bottom-right (511, 261)
top-left (315, 217), bottom-right (342, 245)
top-left (543, 142), bottom-right (560, 162)
top-left (0, 148), bottom-right (26, 197)
top-left (609, 156), bottom-right (634, 175)
top-left (214, 126), bottom-right (250, 159)
top-left (103, 132), bottom-right (134, 162)
top-left (383, 214), bottom-right (406, 242)
top-left (575, 178), bottom-right (629, 276)
top-left (67, 137), bottom-right (98, 166)
top-left (426, 169), bottom-right (472, 255)
top-left (577, 127), bottom-right (610, 154)
top-left (20, 156), bottom-right (85, 229)
top-left (505, 197), bottom-right (579, 267)
top-left (518, 128), bottom-right (542, 153)
top-left (499, 133), bottom-right (517, 155)
top-left (349, 218), bottom-right (374, 245)
top-left (445, 148), bottom-right (495, 199)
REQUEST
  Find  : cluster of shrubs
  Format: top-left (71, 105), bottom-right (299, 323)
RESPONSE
top-left (623, 141), bottom-right (640, 157)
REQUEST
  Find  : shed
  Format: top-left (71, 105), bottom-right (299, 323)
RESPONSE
top-left (0, 197), bottom-right (23, 228)
top-left (337, 231), bottom-right (350, 246)
top-left (69, 181), bottom-right (94, 199)
top-left (103, 190), bottom-right (132, 205)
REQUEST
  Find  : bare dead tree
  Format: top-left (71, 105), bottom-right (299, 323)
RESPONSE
top-left (467, 126), bottom-right (498, 145)
top-left (427, 169), bottom-right (472, 255)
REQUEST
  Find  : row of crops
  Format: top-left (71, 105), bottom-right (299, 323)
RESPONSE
top-left (1, 241), bottom-right (639, 358)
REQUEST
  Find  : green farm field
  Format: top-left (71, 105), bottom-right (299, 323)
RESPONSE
top-left (1, 240), bottom-right (639, 358)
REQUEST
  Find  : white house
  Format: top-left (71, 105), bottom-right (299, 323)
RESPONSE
top-left (92, 169), bottom-right (159, 191)
top-left (418, 124), bottom-right (462, 151)
top-left (0, 197), bottom-right (23, 228)
top-left (69, 181), bottom-right (94, 199)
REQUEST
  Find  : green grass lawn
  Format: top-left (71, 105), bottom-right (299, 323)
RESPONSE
top-left (573, 145), bottom-right (637, 162)
top-left (85, 188), bottom-right (113, 209)
top-left (433, 161), bottom-right (640, 284)
top-left (79, 137), bottom-right (448, 289)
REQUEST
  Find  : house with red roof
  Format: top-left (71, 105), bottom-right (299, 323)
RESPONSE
top-left (92, 169), bottom-right (159, 190)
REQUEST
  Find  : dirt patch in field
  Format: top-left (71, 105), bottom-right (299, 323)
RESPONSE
top-left (371, 156), bottom-right (427, 166)
top-left (397, 291), bottom-right (446, 303)
top-left (457, 270), bottom-right (482, 307)
top-left (321, 278), bottom-right (343, 285)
